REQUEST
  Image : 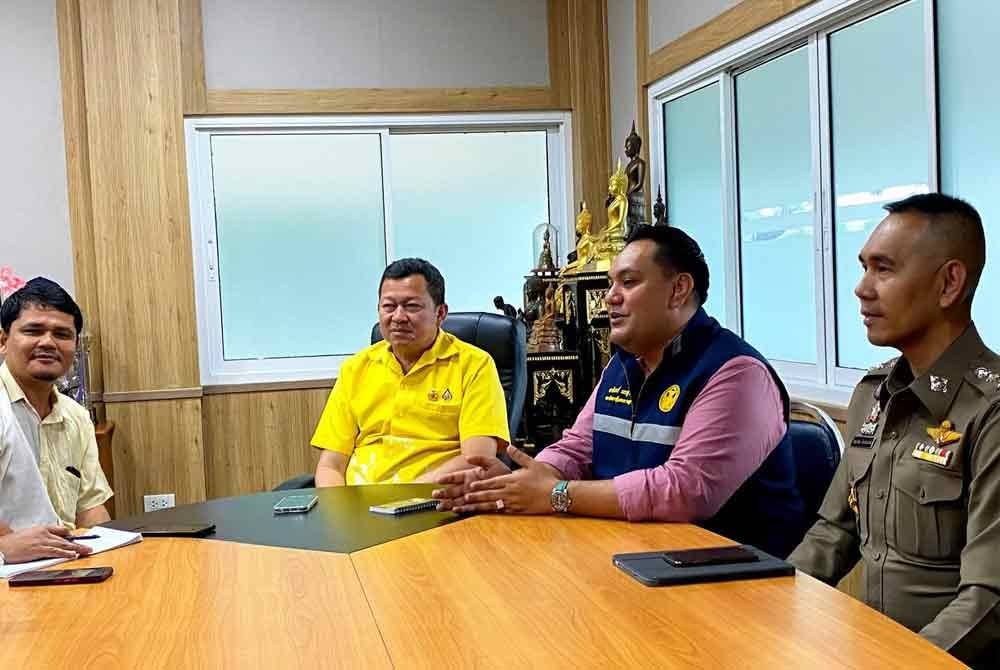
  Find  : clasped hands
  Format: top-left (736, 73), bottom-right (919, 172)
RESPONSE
top-left (432, 444), bottom-right (559, 515)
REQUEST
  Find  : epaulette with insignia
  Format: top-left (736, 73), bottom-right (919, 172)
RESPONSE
top-left (864, 357), bottom-right (898, 377)
top-left (968, 364), bottom-right (1000, 397)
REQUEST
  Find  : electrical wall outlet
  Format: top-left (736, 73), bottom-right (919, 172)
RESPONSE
top-left (143, 493), bottom-right (176, 512)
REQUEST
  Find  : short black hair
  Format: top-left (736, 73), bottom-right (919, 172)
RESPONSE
top-left (379, 258), bottom-right (446, 306)
top-left (1, 277), bottom-right (84, 334)
top-left (884, 192), bottom-right (985, 304)
top-left (625, 225), bottom-right (710, 306)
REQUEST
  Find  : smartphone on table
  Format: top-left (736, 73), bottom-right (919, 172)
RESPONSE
top-left (9, 567), bottom-right (113, 587)
top-left (273, 494), bottom-right (319, 515)
top-left (661, 545), bottom-right (760, 567)
top-left (369, 498), bottom-right (439, 515)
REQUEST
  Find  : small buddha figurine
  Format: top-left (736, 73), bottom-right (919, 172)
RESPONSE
top-left (536, 228), bottom-right (556, 273)
top-left (653, 187), bottom-right (667, 226)
top-left (527, 284), bottom-right (562, 352)
top-left (561, 202), bottom-right (596, 275)
top-left (624, 121), bottom-right (647, 235)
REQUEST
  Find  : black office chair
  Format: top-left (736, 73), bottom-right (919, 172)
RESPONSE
top-left (274, 312), bottom-right (527, 490)
top-left (788, 401), bottom-right (844, 530)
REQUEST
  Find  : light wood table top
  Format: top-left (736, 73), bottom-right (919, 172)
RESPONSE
top-left (0, 537), bottom-right (391, 670)
top-left (352, 515), bottom-right (965, 670)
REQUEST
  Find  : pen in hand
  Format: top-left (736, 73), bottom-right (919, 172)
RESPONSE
top-left (69, 534), bottom-right (100, 541)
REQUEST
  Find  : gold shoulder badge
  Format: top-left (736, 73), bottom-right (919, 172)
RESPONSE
top-left (926, 420), bottom-right (962, 447)
top-left (659, 385), bottom-right (681, 413)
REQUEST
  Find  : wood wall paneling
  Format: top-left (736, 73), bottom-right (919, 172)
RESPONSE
top-left (645, 0), bottom-right (817, 84)
top-left (179, 0), bottom-right (207, 114)
top-left (78, 0), bottom-right (200, 393)
top-left (106, 398), bottom-right (206, 518)
top-left (547, 0), bottom-right (572, 108)
top-left (567, 0), bottom-right (612, 224)
top-left (635, 0), bottom-right (653, 217)
top-left (56, 0), bottom-right (104, 397)
top-left (202, 388), bottom-right (329, 498)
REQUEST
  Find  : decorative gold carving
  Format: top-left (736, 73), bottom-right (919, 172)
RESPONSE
top-left (591, 327), bottom-right (611, 371)
top-left (533, 368), bottom-right (573, 404)
top-left (586, 289), bottom-right (608, 322)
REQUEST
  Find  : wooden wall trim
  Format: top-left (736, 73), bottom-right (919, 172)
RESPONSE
top-left (203, 379), bottom-right (334, 395)
top-left (203, 87), bottom-right (564, 115)
top-left (644, 0), bottom-right (816, 85)
top-left (635, 0), bottom-right (652, 217)
top-left (566, 0), bottom-right (611, 218)
top-left (179, 0), bottom-right (207, 114)
top-left (103, 387), bottom-right (204, 403)
top-left (547, 0), bottom-right (572, 108)
top-left (56, 0), bottom-right (104, 397)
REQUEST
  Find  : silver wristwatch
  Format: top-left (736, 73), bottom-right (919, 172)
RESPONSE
top-left (0, 550), bottom-right (6, 567)
top-left (550, 480), bottom-right (572, 513)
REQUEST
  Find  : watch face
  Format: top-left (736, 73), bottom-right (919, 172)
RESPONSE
top-left (551, 485), bottom-right (571, 513)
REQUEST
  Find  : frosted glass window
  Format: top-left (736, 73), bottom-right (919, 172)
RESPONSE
top-left (736, 47), bottom-right (815, 363)
top-left (390, 131), bottom-right (549, 312)
top-left (938, 0), bottom-right (1000, 347)
top-left (663, 83), bottom-right (726, 320)
top-left (829, 0), bottom-right (928, 370)
top-left (210, 133), bottom-right (387, 360)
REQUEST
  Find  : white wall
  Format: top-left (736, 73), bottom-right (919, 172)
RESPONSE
top-left (1, 1), bottom-right (74, 295)
top-left (649, 0), bottom-right (740, 52)
top-left (203, 0), bottom-right (551, 89)
top-left (607, 0), bottom-right (638, 169)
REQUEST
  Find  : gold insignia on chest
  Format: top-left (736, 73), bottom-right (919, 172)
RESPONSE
top-left (926, 419), bottom-right (961, 446)
top-left (912, 441), bottom-right (953, 467)
top-left (427, 389), bottom-right (439, 401)
top-left (442, 388), bottom-right (452, 401)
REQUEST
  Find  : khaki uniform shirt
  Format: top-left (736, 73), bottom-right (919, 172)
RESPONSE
top-left (0, 363), bottom-right (112, 529)
top-left (790, 325), bottom-right (1000, 667)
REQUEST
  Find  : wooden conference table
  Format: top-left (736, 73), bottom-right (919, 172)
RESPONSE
top-left (1, 485), bottom-right (964, 669)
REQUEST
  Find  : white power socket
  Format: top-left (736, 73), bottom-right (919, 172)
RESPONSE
top-left (143, 493), bottom-right (176, 513)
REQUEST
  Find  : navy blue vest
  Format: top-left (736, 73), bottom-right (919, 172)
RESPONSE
top-left (593, 308), bottom-right (805, 558)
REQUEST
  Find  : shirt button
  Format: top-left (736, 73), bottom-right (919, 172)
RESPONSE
top-left (876, 489), bottom-right (886, 499)
top-left (874, 552), bottom-right (882, 561)
top-left (885, 431), bottom-right (898, 440)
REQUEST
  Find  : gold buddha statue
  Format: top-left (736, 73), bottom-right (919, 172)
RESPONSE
top-left (560, 202), bottom-right (597, 275)
top-left (594, 160), bottom-right (629, 271)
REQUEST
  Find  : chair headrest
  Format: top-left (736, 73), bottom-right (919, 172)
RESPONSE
top-left (370, 312), bottom-right (521, 370)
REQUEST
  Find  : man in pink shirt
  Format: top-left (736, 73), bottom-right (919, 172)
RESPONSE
top-left (434, 226), bottom-right (806, 557)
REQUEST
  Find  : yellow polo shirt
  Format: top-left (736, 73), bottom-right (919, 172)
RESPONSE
top-left (311, 330), bottom-right (510, 485)
top-left (0, 363), bottom-right (113, 528)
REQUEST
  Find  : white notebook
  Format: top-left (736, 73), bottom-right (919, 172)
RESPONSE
top-left (1, 526), bottom-right (142, 579)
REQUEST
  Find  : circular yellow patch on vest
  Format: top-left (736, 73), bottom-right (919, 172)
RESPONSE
top-left (659, 385), bottom-right (681, 413)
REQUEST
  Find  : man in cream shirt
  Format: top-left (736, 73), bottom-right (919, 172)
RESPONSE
top-left (0, 278), bottom-right (111, 565)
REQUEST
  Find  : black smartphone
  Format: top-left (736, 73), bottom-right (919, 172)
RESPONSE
top-left (9, 566), bottom-right (113, 587)
top-left (662, 545), bottom-right (760, 568)
top-left (132, 523), bottom-right (216, 537)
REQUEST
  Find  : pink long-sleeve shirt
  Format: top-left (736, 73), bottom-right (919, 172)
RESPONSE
top-left (535, 355), bottom-right (786, 522)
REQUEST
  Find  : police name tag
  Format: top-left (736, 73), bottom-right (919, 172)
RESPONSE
top-left (851, 434), bottom-right (875, 449)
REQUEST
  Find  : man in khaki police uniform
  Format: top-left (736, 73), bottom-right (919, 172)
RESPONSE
top-left (790, 193), bottom-right (999, 667)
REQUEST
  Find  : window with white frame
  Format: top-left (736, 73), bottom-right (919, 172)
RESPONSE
top-left (186, 113), bottom-right (572, 386)
top-left (648, 0), bottom-right (998, 404)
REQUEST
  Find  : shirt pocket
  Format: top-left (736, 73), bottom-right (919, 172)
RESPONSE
top-left (891, 462), bottom-right (965, 561)
top-left (404, 401), bottom-right (462, 440)
top-left (54, 466), bottom-right (83, 526)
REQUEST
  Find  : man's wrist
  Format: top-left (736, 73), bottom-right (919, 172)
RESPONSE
top-left (550, 480), bottom-right (572, 513)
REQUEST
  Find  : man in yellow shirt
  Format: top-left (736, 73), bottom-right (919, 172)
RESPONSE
top-left (311, 259), bottom-right (510, 486)
top-left (0, 278), bottom-right (112, 566)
